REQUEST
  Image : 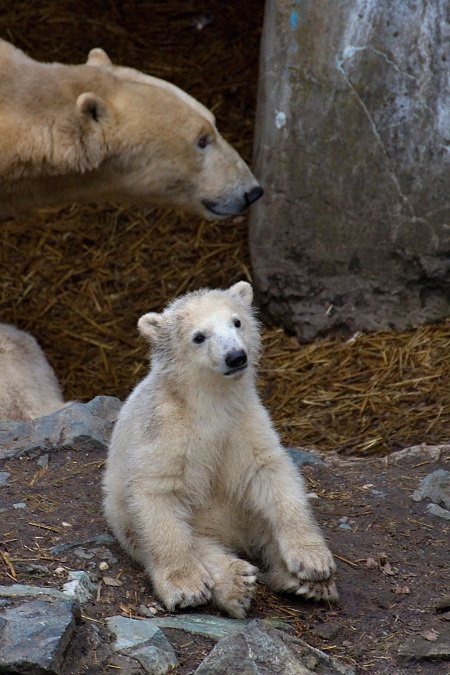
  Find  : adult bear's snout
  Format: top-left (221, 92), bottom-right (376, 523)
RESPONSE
top-left (244, 185), bottom-right (264, 206)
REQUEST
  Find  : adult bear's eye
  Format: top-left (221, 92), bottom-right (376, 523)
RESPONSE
top-left (193, 332), bottom-right (206, 344)
top-left (196, 134), bottom-right (210, 149)
top-left (234, 318), bottom-right (241, 328)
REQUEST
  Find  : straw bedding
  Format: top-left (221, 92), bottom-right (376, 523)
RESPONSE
top-left (1, 0), bottom-right (449, 456)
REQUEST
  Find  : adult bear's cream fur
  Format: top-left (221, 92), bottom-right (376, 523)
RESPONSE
top-left (0, 40), bottom-right (262, 219)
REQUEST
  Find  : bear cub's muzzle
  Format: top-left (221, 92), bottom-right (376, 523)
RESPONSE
top-left (224, 348), bottom-right (248, 377)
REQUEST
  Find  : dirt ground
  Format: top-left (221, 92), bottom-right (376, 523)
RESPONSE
top-left (0, 443), bottom-right (448, 674)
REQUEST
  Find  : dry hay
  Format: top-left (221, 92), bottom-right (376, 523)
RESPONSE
top-left (1, 1), bottom-right (450, 457)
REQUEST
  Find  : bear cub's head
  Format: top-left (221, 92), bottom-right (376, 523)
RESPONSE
top-left (138, 282), bottom-right (261, 383)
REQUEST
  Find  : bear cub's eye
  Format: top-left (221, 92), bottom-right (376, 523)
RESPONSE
top-left (193, 332), bottom-right (206, 344)
top-left (196, 135), bottom-right (210, 150)
top-left (233, 318), bottom-right (241, 328)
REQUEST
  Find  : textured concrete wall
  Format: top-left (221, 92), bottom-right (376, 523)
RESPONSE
top-left (250, 0), bottom-right (450, 341)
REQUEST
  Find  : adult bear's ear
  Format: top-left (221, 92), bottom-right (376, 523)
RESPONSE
top-left (229, 281), bottom-right (253, 307)
top-left (76, 92), bottom-right (109, 125)
top-left (86, 48), bottom-right (113, 67)
top-left (75, 93), bottom-right (109, 169)
top-left (138, 313), bottom-right (163, 342)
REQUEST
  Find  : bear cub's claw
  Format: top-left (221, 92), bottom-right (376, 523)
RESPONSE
top-left (295, 578), bottom-right (339, 603)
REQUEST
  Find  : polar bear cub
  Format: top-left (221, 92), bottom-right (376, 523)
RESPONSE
top-left (103, 282), bottom-right (338, 617)
top-left (0, 323), bottom-right (69, 421)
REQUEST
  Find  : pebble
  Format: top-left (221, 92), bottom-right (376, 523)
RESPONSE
top-left (63, 570), bottom-right (97, 603)
top-left (0, 472), bottom-right (11, 487)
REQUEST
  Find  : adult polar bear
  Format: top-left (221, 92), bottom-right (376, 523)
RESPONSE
top-left (103, 282), bottom-right (338, 618)
top-left (0, 39), bottom-right (262, 219)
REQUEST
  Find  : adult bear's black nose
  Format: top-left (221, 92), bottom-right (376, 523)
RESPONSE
top-left (244, 186), bottom-right (264, 206)
top-left (225, 349), bottom-right (248, 369)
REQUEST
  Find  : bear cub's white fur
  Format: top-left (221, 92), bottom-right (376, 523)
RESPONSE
top-left (103, 282), bottom-right (338, 618)
top-left (0, 323), bottom-right (69, 422)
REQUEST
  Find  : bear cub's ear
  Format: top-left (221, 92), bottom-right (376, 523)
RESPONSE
top-left (228, 281), bottom-right (253, 307)
top-left (138, 312), bottom-right (163, 342)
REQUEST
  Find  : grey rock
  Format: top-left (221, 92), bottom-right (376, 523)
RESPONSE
top-left (37, 453), bottom-right (49, 468)
top-left (0, 580), bottom-right (95, 604)
top-left (50, 532), bottom-right (115, 556)
top-left (14, 563), bottom-right (49, 576)
top-left (147, 614), bottom-right (285, 642)
top-left (427, 503), bottom-right (450, 521)
top-left (0, 583), bottom-right (69, 602)
top-left (0, 395), bottom-right (122, 459)
top-left (370, 489), bottom-right (386, 497)
top-left (0, 598), bottom-right (79, 674)
top-left (286, 448), bottom-right (324, 467)
top-left (12, 502), bottom-right (26, 509)
top-left (383, 444), bottom-right (446, 465)
top-left (62, 570), bottom-right (97, 603)
top-left (194, 620), bottom-right (354, 674)
top-left (250, 0), bottom-right (450, 341)
top-left (107, 615), bottom-right (178, 673)
top-left (0, 472), bottom-right (11, 487)
top-left (73, 547), bottom-right (95, 559)
top-left (131, 645), bottom-right (177, 674)
top-left (398, 623), bottom-right (450, 661)
top-left (85, 395), bottom-right (123, 422)
top-left (436, 595), bottom-right (450, 612)
top-left (195, 620), bottom-right (310, 674)
top-left (412, 469), bottom-right (450, 510)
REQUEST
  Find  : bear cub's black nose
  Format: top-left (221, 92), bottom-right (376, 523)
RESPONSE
top-left (225, 349), bottom-right (248, 369)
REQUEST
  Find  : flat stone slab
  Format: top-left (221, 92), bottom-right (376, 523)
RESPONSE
top-left (0, 395), bottom-right (122, 459)
top-left (0, 598), bottom-right (79, 674)
top-left (0, 583), bottom-right (69, 601)
top-left (194, 620), bottom-right (355, 674)
top-left (147, 614), bottom-right (285, 642)
top-left (107, 615), bottom-right (178, 673)
top-left (398, 623), bottom-right (450, 661)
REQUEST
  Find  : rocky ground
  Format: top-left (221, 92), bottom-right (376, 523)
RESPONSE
top-left (0, 401), bottom-right (449, 674)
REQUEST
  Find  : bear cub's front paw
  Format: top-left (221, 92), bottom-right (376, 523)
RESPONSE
top-left (270, 538), bottom-right (339, 602)
top-left (212, 559), bottom-right (259, 619)
top-left (282, 539), bottom-right (336, 582)
top-left (153, 562), bottom-right (213, 611)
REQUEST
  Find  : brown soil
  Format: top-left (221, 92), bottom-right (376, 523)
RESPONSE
top-left (1, 444), bottom-right (448, 674)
